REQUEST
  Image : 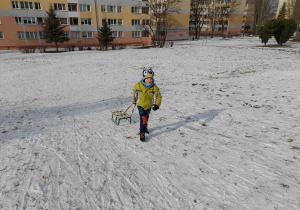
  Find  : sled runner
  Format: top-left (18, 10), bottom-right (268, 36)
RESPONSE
top-left (111, 104), bottom-right (136, 125)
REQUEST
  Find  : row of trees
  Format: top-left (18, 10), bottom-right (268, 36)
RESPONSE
top-left (140, 0), bottom-right (183, 47)
top-left (43, 5), bottom-right (114, 51)
top-left (44, 0), bottom-right (185, 50)
top-left (259, 19), bottom-right (297, 45)
top-left (251, 0), bottom-right (300, 38)
top-left (249, 0), bottom-right (278, 36)
top-left (38, 0), bottom-right (300, 50)
top-left (277, 0), bottom-right (300, 38)
top-left (258, 0), bottom-right (298, 45)
top-left (190, 0), bottom-right (241, 38)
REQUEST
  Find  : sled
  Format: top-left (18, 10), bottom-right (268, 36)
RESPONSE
top-left (111, 104), bottom-right (136, 125)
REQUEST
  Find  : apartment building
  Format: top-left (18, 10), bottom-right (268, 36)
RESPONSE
top-left (157, 0), bottom-right (191, 41)
top-left (0, 0), bottom-right (191, 50)
top-left (189, 0), bottom-right (247, 37)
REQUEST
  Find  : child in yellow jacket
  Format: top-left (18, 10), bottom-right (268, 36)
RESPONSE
top-left (132, 68), bottom-right (162, 142)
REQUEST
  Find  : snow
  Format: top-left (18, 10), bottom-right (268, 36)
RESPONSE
top-left (0, 36), bottom-right (300, 210)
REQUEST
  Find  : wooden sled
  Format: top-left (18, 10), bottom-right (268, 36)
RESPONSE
top-left (111, 110), bottom-right (132, 125)
top-left (111, 104), bottom-right (136, 126)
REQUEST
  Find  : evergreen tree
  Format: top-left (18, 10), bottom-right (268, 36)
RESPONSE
top-left (274, 19), bottom-right (297, 45)
top-left (277, 2), bottom-right (287, 19)
top-left (43, 4), bottom-right (69, 52)
top-left (97, 21), bottom-right (115, 50)
top-left (259, 25), bottom-right (273, 45)
top-left (259, 19), bottom-right (297, 46)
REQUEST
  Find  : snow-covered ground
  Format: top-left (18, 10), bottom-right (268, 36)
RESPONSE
top-left (0, 37), bottom-right (300, 210)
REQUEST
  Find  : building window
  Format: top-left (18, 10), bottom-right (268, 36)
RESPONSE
top-left (112, 31), bottom-right (118, 37)
top-left (0, 32), bottom-right (4, 39)
top-left (68, 4), bottom-right (77, 12)
top-left (132, 31), bottom-right (141, 38)
top-left (39, 31), bottom-right (44, 38)
top-left (18, 31), bottom-right (38, 39)
top-left (101, 5), bottom-right (106, 12)
top-left (18, 31), bottom-right (25, 39)
top-left (107, 19), bottom-right (117, 25)
top-left (71, 31), bottom-right (80, 39)
top-left (15, 17), bottom-right (22, 24)
top-left (82, 31), bottom-right (93, 38)
top-left (12, 1), bottom-right (19, 9)
top-left (81, 18), bottom-right (91, 25)
top-left (118, 6), bottom-right (122, 13)
top-left (80, 4), bottom-right (90, 12)
top-left (142, 30), bottom-right (149, 37)
top-left (132, 19), bottom-right (140, 26)
top-left (54, 3), bottom-right (66, 11)
top-left (34, 2), bottom-right (41, 10)
top-left (37, 17), bottom-right (44, 25)
top-left (118, 31), bottom-right (123, 38)
top-left (132, 7), bottom-right (140, 13)
top-left (20, 1), bottom-right (33, 9)
top-left (26, 31), bottom-right (38, 39)
top-left (59, 18), bottom-right (68, 25)
top-left (118, 19), bottom-right (123, 25)
top-left (23, 17), bottom-right (36, 25)
top-left (142, 19), bottom-right (149, 25)
top-left (70, 18), bottom-right (78, 25)
top-left (107, 6), bottom-right (116, 12)
top-left (142, 7), bottom-right (149, 14)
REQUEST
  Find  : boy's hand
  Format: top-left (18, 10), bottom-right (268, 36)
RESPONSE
top-left (152, 105), bottom-right (159, 111)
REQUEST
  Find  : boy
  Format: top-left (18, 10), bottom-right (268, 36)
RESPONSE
top-left (132, 68), bottom-right (162, 142)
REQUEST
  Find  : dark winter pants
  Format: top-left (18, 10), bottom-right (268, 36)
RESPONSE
top-left (138, 106), bottom-right (151, 133)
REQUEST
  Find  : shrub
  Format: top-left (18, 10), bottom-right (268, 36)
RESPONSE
top-left (274, 19), bottom-right (297, 45)
top-left (259, 26), bottom-right (273, 45)
top-left (68, 45), bottom-right (75, 51)
top-left (119, 44), bottom-right (126, 49)
top-left (259, 19), bottom-right (297, 45)
top-left (19, 46), bottom-right (36, 53)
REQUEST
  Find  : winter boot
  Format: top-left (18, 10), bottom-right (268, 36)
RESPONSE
top-left (145, 126), bottom-right (149, 134)
top-left (140, 132), bottom-right (145, 142)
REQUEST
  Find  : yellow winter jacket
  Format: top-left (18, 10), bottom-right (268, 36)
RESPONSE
top-left (132, 81), bottom-right (162, 110)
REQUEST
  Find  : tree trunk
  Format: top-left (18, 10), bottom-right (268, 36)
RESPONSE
top-left (195, 22), bottom-right (198, 39)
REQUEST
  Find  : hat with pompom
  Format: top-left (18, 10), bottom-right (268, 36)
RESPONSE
top-left (142, 68), bottom-right (155, 88)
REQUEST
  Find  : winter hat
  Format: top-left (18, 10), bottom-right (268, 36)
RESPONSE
top-left (142, 68), bottom-right (155, 88)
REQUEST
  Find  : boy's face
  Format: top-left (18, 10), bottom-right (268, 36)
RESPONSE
top-left (145, 77), bottom-right (153, 85)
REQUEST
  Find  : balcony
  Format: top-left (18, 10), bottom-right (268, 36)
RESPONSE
top-left (67, 0), bottom-right (78, 3)
top-left (70, 25), bottom-right (81, 31)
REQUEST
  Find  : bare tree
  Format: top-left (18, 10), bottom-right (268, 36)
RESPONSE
top-left (217, 0), bottom-right (241, 37)
top-left (190, 0), bottom-right (207, 39)
top-left (217, 2), bottom-right (230, 37)
top-left (141, 0), bottom-right (183, 47)
top-left (251, 0), bottom-right (278, 35)
top-left (205, 0), bottom-right (242, 38)
top-left (208, 0), bottom-right (216, 38)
